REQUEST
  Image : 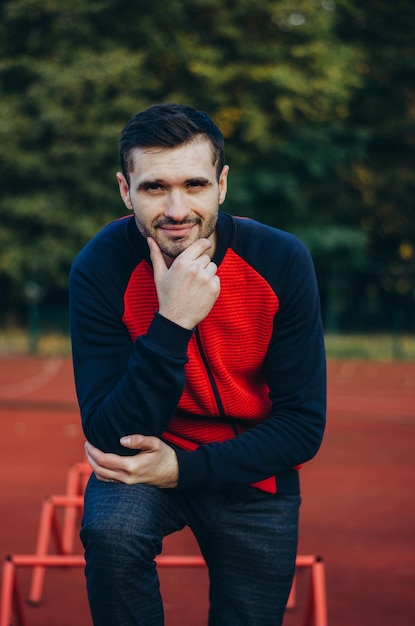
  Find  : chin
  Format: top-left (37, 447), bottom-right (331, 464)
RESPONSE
top-left (159, 233), bottom-right (201, 258)
top-left (158, 240), bottom-right (190, 259)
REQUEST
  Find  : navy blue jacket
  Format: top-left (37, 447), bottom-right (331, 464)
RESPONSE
top-left (69, 213), bottom-right (326, 494)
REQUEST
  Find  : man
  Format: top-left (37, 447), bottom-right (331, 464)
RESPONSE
top-left (69, 103), bottom-right (326, 625)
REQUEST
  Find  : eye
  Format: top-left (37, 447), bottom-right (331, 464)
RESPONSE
top-left (142, 182), bottom-right (165, 193)
top-left (186, 179), bottom-right (208, 190)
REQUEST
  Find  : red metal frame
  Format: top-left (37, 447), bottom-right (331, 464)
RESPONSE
top-left (28, 495), bottom-right (84, 604)
top-left (1, 553), bottom-right (327, 626)
top-left (61, 462), bottom-right (91, 553)
top-left (1, 461), bottom-right (327, 625)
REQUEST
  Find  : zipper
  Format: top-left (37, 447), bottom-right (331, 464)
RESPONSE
top-left (194, 327), bottom-right (239, 436)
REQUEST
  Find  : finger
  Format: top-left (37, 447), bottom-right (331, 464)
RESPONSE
top-left (84, 445), bottom-right (106, 479)
top-left (84, 441), bottom-right (106, 466)
top-left (175, 237), bottom-right (212, 262)
top-left (85, 446), bottom-right (122, 483)
top-left (120, 434), bottom-right (145, 449)
top-left (205, 261), bottom-right (218, 276)
top-left (193, 253), bottom-right (213, 269)
top-left (84, 443), bottom-right (106, 475)
top-left (120, 434), bottom-right (158, 452)
top-left (147, 237), bottom-right (168, 282)
top-left (85, 442), bottom-right (125, 471)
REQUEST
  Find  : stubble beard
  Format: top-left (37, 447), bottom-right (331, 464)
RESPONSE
top-left (135, 210), bottom-right (219, 259)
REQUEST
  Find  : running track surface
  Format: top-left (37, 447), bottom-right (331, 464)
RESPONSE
top-left (0, 356), bottom-right (414, 626)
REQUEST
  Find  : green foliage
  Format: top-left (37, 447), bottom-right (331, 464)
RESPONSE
top-left (335, 0), bottom-right (415, 289)
top-left (0, 0), bottom-right (414, 329)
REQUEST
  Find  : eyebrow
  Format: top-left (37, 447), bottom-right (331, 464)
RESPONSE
top-left (137, 176), bottom-right (211, 190)
top-left (136, 179), bottom-right (164, 190)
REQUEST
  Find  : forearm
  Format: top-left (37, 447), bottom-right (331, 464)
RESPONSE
top-left (70, 228), bottom-right (219, 456)
top-left (72, 313), bottom-right (193, 454)
top-left (175, 394), bottom-right (326, 491)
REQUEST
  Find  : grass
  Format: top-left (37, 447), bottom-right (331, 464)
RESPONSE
top-left (0, 329), bottom-right (414, 361)
top-left (0, 329), bottom-right (72, 357)
top-left (324, 334), bottom-right (415, 361)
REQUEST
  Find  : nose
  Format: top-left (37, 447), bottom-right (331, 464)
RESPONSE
top-left (164, 190), bottom-right (190, 222)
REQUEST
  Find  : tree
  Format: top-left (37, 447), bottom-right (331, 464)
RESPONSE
top-left (335, 1), bottom-right (415, 314)
top-left (0, 0), bottom-right (360, 305)
top-left (0, 0), bottom-right (414, 332)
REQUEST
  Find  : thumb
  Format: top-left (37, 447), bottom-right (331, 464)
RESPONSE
top-left (120, 434), bottom-right (156, 451)
top-left (147, 237), bottom-right (167, 282)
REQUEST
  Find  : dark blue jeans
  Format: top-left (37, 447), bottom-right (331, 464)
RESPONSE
top-left (81, 475), bottom-right (300, 625)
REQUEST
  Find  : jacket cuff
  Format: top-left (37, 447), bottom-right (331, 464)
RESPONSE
top-left (175, 448), bottom-right (210, 490)
top-left (145, 312), bottom-right (194, 359)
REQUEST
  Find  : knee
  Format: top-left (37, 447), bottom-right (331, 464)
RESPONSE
top-left (80, 483), bottom-right (162, 563)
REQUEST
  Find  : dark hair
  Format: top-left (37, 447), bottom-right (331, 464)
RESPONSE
top-left (119, 103), bottom-right (225, 184)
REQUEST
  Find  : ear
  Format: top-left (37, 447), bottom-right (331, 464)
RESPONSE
top-left (116, 172), bottom-right (133, 211)
top-left (218, 165), bottom-right (229, 205)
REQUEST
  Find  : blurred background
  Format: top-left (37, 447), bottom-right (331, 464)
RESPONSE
top-left (1, 4), bottom-right (414, 625)
top-left (0, 0), bottom-right (414, 358)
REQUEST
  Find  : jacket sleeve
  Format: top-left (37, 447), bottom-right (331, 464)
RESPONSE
top-left (175, 237), bottom-right (326, 490)
top-left (69, 245), bottom-right (193, 455)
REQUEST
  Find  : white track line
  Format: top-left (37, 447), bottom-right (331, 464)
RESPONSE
top-left (0, 357), bottom-right (64, 398)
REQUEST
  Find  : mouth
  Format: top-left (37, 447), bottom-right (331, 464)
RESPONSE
top-left (156, 221), bottom-right (199, 238)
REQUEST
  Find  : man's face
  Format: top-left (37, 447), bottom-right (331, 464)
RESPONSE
top-left (117, 137), bottom-right (228, 263)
